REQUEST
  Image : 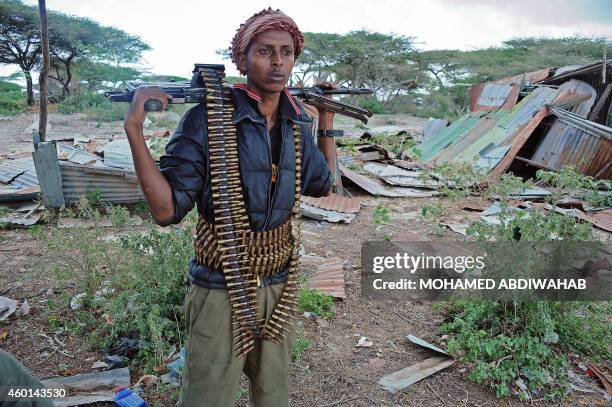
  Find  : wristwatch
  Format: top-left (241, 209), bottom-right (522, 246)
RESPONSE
top-left (317, 129), bottom-right (344, 138)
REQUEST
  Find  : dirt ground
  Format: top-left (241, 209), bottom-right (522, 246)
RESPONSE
top-left (0, 112), bottom-right (610, 407)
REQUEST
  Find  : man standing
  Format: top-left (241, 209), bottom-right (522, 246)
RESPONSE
top-left (123, 8), bottom-right (332, 407)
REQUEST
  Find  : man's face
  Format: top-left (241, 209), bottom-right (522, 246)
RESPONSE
top-left (242, 30), bottom-right (295, 95)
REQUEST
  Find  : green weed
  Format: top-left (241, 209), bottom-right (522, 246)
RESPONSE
top-left (440, 169), bottom-right (609, 401)
top-left (292, 333), bottom-right (310, 365)
top-left (297, 288), bottom-right (334, 319)
top-left (372, 204), bottom-right (391, 226)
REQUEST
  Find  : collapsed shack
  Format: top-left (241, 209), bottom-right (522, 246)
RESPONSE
top-left (414, 59), bottom-right (612, 180)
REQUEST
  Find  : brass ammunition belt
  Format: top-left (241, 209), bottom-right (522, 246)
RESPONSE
top-left (194, 65), bottom-right (302, 357)
top-left (194, 216), bottom-right (293, 278)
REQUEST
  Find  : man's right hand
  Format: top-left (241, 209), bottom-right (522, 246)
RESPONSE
top-left (124, 86), bottom-right (173, 130)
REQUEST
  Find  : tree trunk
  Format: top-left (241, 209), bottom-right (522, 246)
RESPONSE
top-left (62, 57), bottom-right (72, 98)
top-left (24, 71), bottom-right (34, 106)
top-left (38, 0), bottom-right (50, 141)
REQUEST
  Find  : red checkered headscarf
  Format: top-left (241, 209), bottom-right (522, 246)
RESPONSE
top-left (230, 8), bottom-right (304, 75)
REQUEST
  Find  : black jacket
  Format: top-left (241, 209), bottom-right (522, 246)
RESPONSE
top-left (158, 85), bottom-right (332, 288)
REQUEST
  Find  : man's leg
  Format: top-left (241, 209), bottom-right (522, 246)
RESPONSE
top-left (178, 285), bottom-right (245, 407)
top-left (0, 349), bottom-right (54, 407)
top-left (243, 283), bottom-right (297, 407)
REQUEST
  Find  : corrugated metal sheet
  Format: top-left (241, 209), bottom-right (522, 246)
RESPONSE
top-left (422, 118), bottom-right (448, 140)
top-left (577, 209), bottom-right (612, 233)
top-left (301, 193), bottom-right (361, 214)
top-left (56, 144), bottom-right (99, 165)
top-left (492, 108), bottom-right (551, 176)
top-left (470, 83), bottom-right (520, 112)
top-left (477, 84), bottom-right (513, 107)
top-left (59, 161), bottom-right (144, 203)
top-left (433, 112), bottom-right (503, 164)
top-left (498, 87), bottom-right (558, 136)
top-left (300, 202), bottom-right (356, 223)
top-left (476, 145), bottom-right (511, 171)
top-left (542, 60), bottom-right (610, 84)
top-left (494, 68), bottom-right (552, 86)
top-left (530, 80), bottom-right (604, 175)
top-left (417, 112), bottom-right (486, 162)
top-left (416, 63), bottom-right (609, 179)
top-left (0, 158), bottom-right (40, 201)
top-left (362, 162), bottom-right (443, 189)
top-left (529, 106), bottom-right (612, 179)
top-left (339, 165), bottom-right (439, 197)
top-left (304, 256), bottom-right (345, 299)
top-left (103, 140), bottom-right (136, 169)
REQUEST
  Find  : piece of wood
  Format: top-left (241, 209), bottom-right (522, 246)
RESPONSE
top-left (513, 155), bottom-right (556, 171)
top-left (588, 83), bottom-right (612, 122)
top-left (492, 107), bottom-right (550, 177)
top-left (37, 0), bottom-right (50, 142)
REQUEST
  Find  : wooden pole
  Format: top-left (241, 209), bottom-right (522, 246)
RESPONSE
top-left (37, 0), bottom-right (49, 142)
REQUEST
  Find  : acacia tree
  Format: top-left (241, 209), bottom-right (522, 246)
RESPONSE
top-left (48, 13), bottom-right (150, 99)
top-left (0, 0), bottom-right (150, 103)
top-left (0, 0), bottom-right (41, 105)
top-left (296, 30), bottom-right (419, 103)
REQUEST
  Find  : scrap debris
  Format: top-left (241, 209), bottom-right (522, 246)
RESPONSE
top-left (412, 62), bottom-right (612, 180)
top-left (378, 335), bottom-right (455, 392)
top-left (41, 367), bottom-right (130, 407)
top-left (300, 255), bottom-right (346, 299)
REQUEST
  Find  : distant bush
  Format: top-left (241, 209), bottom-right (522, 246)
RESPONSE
top-left (357, 96), bottom-right (388, 114)
top-left (0, 81), bottom-right (22, 92)
top-left (0, 81), bottom-right (27, 116)
top-left (58, 90), bottom-right (127, 121)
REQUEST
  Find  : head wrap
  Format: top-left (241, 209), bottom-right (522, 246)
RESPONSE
top-left (230, 8), bottom-right (304, 75)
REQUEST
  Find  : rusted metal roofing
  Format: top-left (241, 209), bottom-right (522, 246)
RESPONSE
top-left (529, 80), bottom-right (609, 178)
top-left (499, 87), bottom-right (558, 136)
top-left (577, 209), bottom-right (612, 233)
top-left (469, 83), bottom-right (519, 112)
top-left (301, 193), bottom-right (360, 214)
top-left (417, 61), bottom-right (610, 180)
top-left (542, 60), bottom-right (611, 85)
top-left (494, 68), bottom-right (552, 86)
top-left (305, 256), bottom-right (346, 299)
top-left (0, 158), bottom-right (40, 201)
top-left (59, 161), bottom-right (144, 203)
top-left (532, 105), bottom-right (612, 179)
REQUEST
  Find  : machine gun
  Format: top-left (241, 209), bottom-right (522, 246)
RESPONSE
top-left (106, 85), bottom-right (373, 123)
top-left (105, 64), bottom-right (373, 123)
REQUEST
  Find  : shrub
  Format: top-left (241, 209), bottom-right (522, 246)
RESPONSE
top-left (57, 90), bottom-right (127, 122)
top-left (0, 81), bottom-right (26, 116)
top-left (297, 288), bottom-right (334, 319)
top-left (439, 170), bottom-right (611, 401)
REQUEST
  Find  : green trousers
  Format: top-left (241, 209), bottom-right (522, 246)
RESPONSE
top-left (0, 349), bottom-right (54, 407)
top-left (178, 283), bottom-right (297, 407)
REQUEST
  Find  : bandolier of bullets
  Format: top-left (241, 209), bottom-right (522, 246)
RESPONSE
top-left (193, 66), bottom-right (302, 356)
top-left (262, 122), bottom-right (302, 344)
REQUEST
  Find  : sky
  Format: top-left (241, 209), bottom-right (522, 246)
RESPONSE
top-left (3, 0), bottom-right (612, 79)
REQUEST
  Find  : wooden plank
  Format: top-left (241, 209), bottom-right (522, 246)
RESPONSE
top-left (32, 142), bottom-right (65, 208)
top-left (492, 108), bottom-right (549, 177)
top-left (588, 83), bottom-right (612, 122)
top-left (513, 155), bottom-right (556, 171)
